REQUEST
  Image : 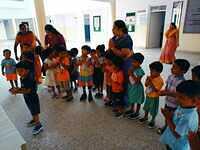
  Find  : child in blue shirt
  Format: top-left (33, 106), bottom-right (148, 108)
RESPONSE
top-left (10, 61), bottom-right (43, 135)
top-left (160, 80), bottom-right (200, 150)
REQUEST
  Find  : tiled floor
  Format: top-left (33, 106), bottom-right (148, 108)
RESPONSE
top-left (1, 41), bottom-right (200, 150)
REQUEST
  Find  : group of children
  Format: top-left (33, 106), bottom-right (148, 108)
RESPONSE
top-left (1, 45), bottom-right (200, 149)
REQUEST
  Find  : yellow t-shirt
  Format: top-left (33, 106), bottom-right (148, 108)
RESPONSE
top-left (146, 76), bottom-right (164, 98)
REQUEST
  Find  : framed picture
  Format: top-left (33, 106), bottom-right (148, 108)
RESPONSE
top-left (184, 0), bottom-right (200, 33)
top-left (93, 16), bottom-right (101, 32)
top-left (125, 12), bottom-right (136, 32)
top-left (171, 1), bottom-right (183, 28)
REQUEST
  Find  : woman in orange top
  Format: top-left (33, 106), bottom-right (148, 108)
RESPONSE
top-left (160, 23), bottom-right (179, 64)
top-left (14, 23), bottom-right (41, 61)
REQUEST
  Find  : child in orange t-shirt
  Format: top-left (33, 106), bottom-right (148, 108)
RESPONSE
top-left (111, 55), bottom-right (124, 118)
top-left (104, 50), bottom-right (115, 106)
top-left (56, 51), bottom-right (73, 101)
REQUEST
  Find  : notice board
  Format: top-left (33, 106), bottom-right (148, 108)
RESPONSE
top-left (184, 0), bottom-right (200, 33)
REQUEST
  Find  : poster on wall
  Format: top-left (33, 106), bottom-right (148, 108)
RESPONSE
top-left (184, 0), bottom-right (200, 33)
top-left (171, 1), bottom-right (183, 28)
top-left (93, 16), bottom-right (101, 32)
top-left (125, 12), bottom-right (136, 32)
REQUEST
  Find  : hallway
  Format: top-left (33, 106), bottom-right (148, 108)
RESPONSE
top-left (1, 40), bottom-right (200, 149)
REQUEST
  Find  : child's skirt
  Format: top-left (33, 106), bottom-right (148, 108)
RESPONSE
top-left (6, 73), bottom-right (17, 81)
top-left (78, 75), bottom-right (93, 87)
top-left (128, 83), bottom-right (144, 105)
top-left (143, 96), bottom-right (159, 117)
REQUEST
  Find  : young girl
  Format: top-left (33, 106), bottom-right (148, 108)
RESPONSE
top-left (43, 50), bottom-right (58, 98)
top-left (78, 45), bottom-right (94, 102)
top-left (94, 45), bottom-right (105, 99)
top-left (56, 51), bottom-right (73, 101)
top-left (140, 61), bottom-right (164, 128)
top-left (111, 55), bottom-right (124, 118)
top-left (90, 49), bottom-right (98, 91)
top-left (70, 48), bottom-right (79, 92)
top-left (104, 50), bottom-right (114, 106)
top-left (125, 53), bottom-right (145, 119)
top-left (1, 49), bottom-right (18, 88)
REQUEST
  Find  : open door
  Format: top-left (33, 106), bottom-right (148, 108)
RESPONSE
top-left (147, 6), bottom-right (166, 48)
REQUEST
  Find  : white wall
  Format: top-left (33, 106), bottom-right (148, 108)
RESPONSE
top-left (45, 0), bottom-right (112, 50)
top-left (0, 0), bottom-right (35, 19)
top-left (116, 0), bottom-right (200, 53)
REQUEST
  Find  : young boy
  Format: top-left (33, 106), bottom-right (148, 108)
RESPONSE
top-left (10, 61), bottom-right (43, 135)
top-left (189, 66), bottom-right (200, 149)
top-left (160, 80), bottom-right (200, 150)
top-left (139, 61), bottom-right (164, 128)
top-left (111, 55), bottom-right (124, 118)
top-left (158, 59), bottom-right (190, 133)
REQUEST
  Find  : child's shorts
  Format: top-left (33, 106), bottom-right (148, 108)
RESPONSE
top-left (23, 93), bottom-right (40, 116)
top-left (6, 73), bottom-right (17, 81)
top-left (143, 96), bottom-right (159, 117)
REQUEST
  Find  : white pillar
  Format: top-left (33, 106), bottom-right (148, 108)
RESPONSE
top-left (110, 0), bottom-right (116, 22)
top-left (33, 0), bottom-right (46, 46)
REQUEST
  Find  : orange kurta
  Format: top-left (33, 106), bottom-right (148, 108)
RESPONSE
top-left (15, 31), bottom-right (37, 53)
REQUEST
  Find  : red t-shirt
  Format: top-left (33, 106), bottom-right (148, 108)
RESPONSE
top-left (111, 70), bottom-right (124, 93)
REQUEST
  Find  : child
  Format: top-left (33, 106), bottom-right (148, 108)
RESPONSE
top-left (94, 44), bottom-right (105, 98)
top-left (104, 50), bottom-right (115, 106)
top-left (1, 49), bottom-right (18, 88)
top-left (158, 59), bottom-right (190, 133)
top-left (56, 50), bottom-right (73, 101)
top-left (78, 45), bottom-right (94, 102)
top-left (139, 61), bottom-right (164, 128)
top-left (70, 48), bottom-right (79, 92)
top-left (111, 55), bottom-right (124, 117)
top-left (10, 61), bottom-right (43, 135)
top-left (192, 65), bottom-right (200, 81)
top-left (43, 50), bottom-right (58, 98)
top-left (90, 49), bottom-right (98, 92)
top-left (160, 80), bottom-right (199, 150)
top-left (189, 66), bottom-right (200, 149)
top-left (125, 53), bottom-right (145, 119)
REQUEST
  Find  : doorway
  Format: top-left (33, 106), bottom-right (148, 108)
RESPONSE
top-left (148, 9), bottom-right (166, 48)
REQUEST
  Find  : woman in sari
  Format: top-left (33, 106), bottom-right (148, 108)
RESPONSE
top-left (160, 23), bottom-right (179, 64)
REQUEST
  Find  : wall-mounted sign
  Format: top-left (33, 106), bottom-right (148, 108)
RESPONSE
top-left (184, 0), bottom-right (200, 33)
top-left (125, 12), bottom-right (136, 32)
top-left (93, 16), bottom-right (101, 32)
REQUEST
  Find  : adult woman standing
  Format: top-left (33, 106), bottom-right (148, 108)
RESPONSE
top-left (160, 23), bottom-right (179, 64)
top-left (14, 23), bottom-right (41, 60)
top-left (109, 20), bottom-right (133, 108)
top-left (44, 24), bottom-right (66, 49)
